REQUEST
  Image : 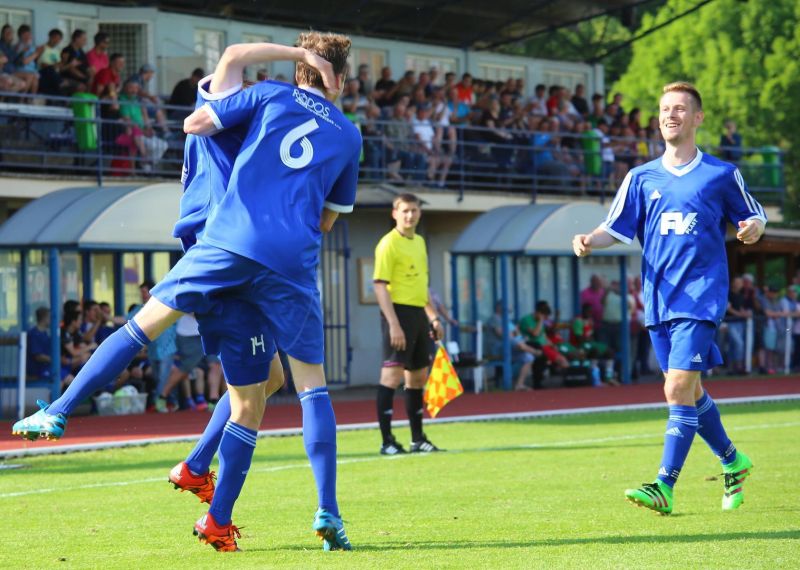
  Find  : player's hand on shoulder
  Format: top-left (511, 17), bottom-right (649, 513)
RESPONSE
top-left (572, 234), bottom-right (592, 257)
top-left (302, 49), bottom-right (337, 96)
top-left (736, 219), bottom-right (765, 245)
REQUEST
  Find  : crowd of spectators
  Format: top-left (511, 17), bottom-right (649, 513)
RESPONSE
top-left (25, 281), bottom-right (244, 415)
top-left (344, 65), bottom-right (668, 190)
top-left (480, 270), bottom-right (800, 390)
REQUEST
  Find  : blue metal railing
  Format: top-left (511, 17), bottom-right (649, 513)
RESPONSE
top-left (0, 90), bottom-right (787, 204)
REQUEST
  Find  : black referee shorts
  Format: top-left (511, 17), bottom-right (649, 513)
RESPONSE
top-left (381, 303), bottom-right (434, 371)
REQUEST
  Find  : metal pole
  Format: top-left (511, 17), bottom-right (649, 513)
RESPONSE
top-left (16, 331), bottom-right (27, 420)
top-left (784, 317), bottom-right (792, 375)
top-left (113, 252), bottom-right (125, 316)
top-left (19, 251), bottom-right (28, 331)
top-left (48, 247), bottom-right (61, 402)
top-left (619, 256), bottom-right (631, 384)
top-left (552, 256), bottom-right (559, 317)
top-left (512, 256), bottom-right (519, 322)
top-left (500, 255), bottom-right (512, 391)
top-left (533, 256), bottom-right (540, 303)
top-left (82, 251), bottom-right (92, 300)
top-left (745, 317), bottom-right (753, 374)
top-left (450, 253), bottom-right (460, 346)
top-left (572, 256), bottom-right (580, 318)
top-left (96, 99), bottom-right (104, 187)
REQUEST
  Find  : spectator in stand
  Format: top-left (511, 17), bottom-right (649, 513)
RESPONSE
top-left (411, 102), bottom-right (440, 185)
top-left (60, 29), bottom-right (91, 93)
top-left (518, 301), bottom-right (569, 386)
top-left (785, 286), bottom-right (800, 370)
top-left (455, 72), bottom-right (475, 105)
top-left (486, 301), bottom-right (541, 391)
top-left (356, 63), bottom-right (372, 97)
top-left (127, 63), bottom-right (169, 135)
top-left (118, 79), bottom-right (168, 172)
top-left (393, 70), bottom-right (416, 103)
top-left (431, 86), bottom-right (455, 182)
top-left (741, 273), bottom-right (766, 373)
top-left (95, 301), bottom-right (121, 344)
top-left (255, 68), bottom-right (268, 81)
top-left (610, 92), bottom-right (625, 119)
top-left (168, 67), bottom-right (204, 109)
top-left (340, 77), bottom-right (368, 121)
top-left (38, 28), bottom-right (64, 95)
top-left (580, 274), bottom-right (606, 325)
top-left (0, 51), bottom-right (25, 93)
top-left (571, 303), bottom-right (616, 386)
top-left (481, 97), bottom-right (515, 170)
top-left (91, 51), bottom-right (124, 102)
top-left (428, 66), bottom-right (440, 88)
top-left (373, 65), bottom-right (396, 108)
top-left (531, 117), bottom-right (580, 186)
top-left (447, 86), bottom-right (470, 125)
top-left (79, 300), bottom-right (102, 345)
top-left (13, 25), bottom-right (42, 94)
top-left (763, 285), bottom-right (788, 374)
top-left (86, 32), bottom-right (110, 77)
top-left (527, 83), bottom-right (547, 117)
top-left (61, 309), bottom-right (96, 390)
top-left (383, 98), bottom-right (423, 182)
top-left (545, 85), bottom-right (561, 115)
top-left (155, 313), bottom-right (208, 412)
top-left (588, 93), bottom-right (604, 127)
top-left (593, 120), bottom-right (616, 188)
top-left (628, 107), bottom-right (642, 132)
top-left (629, 275), bottom-right (650, 379)
top-left (599, 280), bottom-right (633, 381)
top-left (443, 71), bottom-right (456, 91)
top-left (417, 70), bottom-right (433, 98)
top-left (27, 307), bottom-right (52, 380)
top-left (360, 103), bottom-right (385, 179)
top-left (725, 276), bottom-right (750, 374)
top-left (572, 83), bottom-right (589, 117)
top-left (719, 119), bottom-right (743, 163)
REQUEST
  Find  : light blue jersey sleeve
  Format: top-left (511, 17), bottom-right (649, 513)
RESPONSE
top-left (723, 167), bottom-right (767, 226)
top-left (323, 140), bottom-right (360, 213)
top-left (600, 171), bottom-right (641, 244)
top-left (202, 84), bottom-right (264, 131)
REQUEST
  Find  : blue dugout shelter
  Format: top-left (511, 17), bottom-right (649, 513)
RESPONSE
top-left (0, 184), bottom-right (182, 401)
top-left (449, 202), bottom-right (641, 390)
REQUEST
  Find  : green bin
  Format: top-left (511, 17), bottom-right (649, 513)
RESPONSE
top-left (762, 146), bottom-right (781, 188)
top-left (71, 93), bottom-right (99, 152)
top-left (582, 130), bottom-right (602, 177)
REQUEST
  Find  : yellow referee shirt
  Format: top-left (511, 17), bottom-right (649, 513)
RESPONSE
top-left (373, 229), bottom-right (429, 307)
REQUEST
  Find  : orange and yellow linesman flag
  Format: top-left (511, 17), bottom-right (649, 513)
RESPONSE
top-left (423, 343), bottom-right (463, 418)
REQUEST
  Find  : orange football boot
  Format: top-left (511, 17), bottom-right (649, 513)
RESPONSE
top-left (193, 512), bottom-right (242, 552)
top-left (168, 461), bottom-right (216, 504)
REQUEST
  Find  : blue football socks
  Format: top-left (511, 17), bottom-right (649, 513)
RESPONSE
top-left (48, 321), bottom-right (150, 416)
top-left (185, 392), bottom-right (231, 475)
top-left (299, 386), bottom-right (339, 517)
top-left (208, 421), bottom-right (257, 526)
top-left (695, 391), bottom-right (737, 465)
top-left (656, 405), bottom-right (698, 488)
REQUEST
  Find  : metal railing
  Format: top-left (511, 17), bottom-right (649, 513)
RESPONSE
top-left (0, 91), bottom-right (787, 203)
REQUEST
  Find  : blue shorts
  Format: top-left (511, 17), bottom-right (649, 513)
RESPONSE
top-left (648, 318), bottom-right (724, 372)
top-left (151, 241), bottom-right (324, 377)
top-left (196, 299), bottom-right (274, 386)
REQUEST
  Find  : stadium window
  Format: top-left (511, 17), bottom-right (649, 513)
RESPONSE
top-left (194, 28), bottom-right (226, 78)
top-left (151, 252), bottom-right (171, 282)
top-left (0, 250), bottom-right (20, 331)
top-left (98, 23), bottom-right (149, 81)
top-left (91, 253), bottom-right (115, 315)
top-left (541, 69), bottom-right (588, 92)
top-left (123, 253), bottom-right (144, 312)
top-left (348, 47), bottom-right (386, 81)
top-left (58, 15), bottom-right (98, 41)
top-left (476, 63), bottom-right (525, 83)
top-left (404, 54), bottom-right (457, 78)
top-left (241, 33), bottom-right (271, 80)
top-left (0, 7), bottom-right (31, 29)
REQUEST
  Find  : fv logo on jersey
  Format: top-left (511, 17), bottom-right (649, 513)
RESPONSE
top-left (660, 212), bottom-right (698, 235)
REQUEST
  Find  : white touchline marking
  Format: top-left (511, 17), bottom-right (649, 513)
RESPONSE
top-left (1, 420), bottom-right (798, 500)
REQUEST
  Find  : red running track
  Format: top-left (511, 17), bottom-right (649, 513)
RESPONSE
top-left (1, 375), bottom-right (799, 456)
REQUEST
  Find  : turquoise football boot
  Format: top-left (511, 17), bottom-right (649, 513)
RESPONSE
top-left (11, 400), bottom-right (67, 441)
top-left (312, 508), bottom-right (352, 551)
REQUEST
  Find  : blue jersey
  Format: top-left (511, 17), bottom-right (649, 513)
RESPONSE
top-left (601, 151), bottom-right (766, 327)
top-left (201, 81), bottom-right (361, 286)
top-left (174, 76), bottom-right (248, 250)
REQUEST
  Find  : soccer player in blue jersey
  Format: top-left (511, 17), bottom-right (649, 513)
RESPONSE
top-left (572, 82), bottom-right (765, 515)
top-left (13, 34), bottom-right (357, 551)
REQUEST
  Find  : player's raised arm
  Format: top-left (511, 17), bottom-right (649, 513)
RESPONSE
top-left (209, 43), bottom-right (337, 95)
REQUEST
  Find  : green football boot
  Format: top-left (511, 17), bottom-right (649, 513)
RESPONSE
top-left (624, 480), bottom-right (673, 515)
top-left (722, 451), bottom-right (753, 511)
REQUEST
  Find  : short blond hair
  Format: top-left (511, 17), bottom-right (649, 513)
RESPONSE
top-left (392, 193), bottom-right (420, 209)
top-left (295, 31), bottom-right (351, 90)
top-left (662, 81), bottom-right (703, 110)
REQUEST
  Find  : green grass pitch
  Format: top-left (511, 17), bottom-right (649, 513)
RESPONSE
top-left (2, 401), bottom-right (799, 569)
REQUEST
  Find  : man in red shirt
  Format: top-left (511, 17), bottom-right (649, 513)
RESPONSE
top-left (91, 52), bottom-right (124, 101)
top-left (455, 72), bottom-right (474, 105)
top-left (86, 32), bottom-right (110, 75)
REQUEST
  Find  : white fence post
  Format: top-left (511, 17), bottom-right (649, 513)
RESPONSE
top-left (475, 321), bottom-right (484, 394)
top-left (785, 317), bottom-right (793, 375)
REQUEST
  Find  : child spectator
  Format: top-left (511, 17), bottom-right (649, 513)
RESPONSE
top-left (38, 28), bottom-right (64, 95)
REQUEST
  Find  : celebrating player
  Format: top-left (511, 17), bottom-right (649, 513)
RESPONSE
top-left (13, 34), bottom-right (359, 551)
top-left (373, 193), bottom-right (444, 455)
top-left (572, 82), bottom-right (765, 515)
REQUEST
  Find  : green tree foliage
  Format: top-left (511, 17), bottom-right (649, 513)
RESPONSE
top-left (614, 0), bottom-right (800, 222)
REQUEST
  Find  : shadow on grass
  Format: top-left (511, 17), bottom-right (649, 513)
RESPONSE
top-left (259, 530), bottom-right (800, 553)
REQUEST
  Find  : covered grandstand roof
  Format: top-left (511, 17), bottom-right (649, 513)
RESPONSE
top-left (70, 0), bottom-right (645, 49)
top-left (0, 185), bottom-right (183, 251)
top-left (451, 202), bottom-right (641, 256)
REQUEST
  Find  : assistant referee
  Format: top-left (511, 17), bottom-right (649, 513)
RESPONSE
top-left (373, 193), bottom-right (444, 455)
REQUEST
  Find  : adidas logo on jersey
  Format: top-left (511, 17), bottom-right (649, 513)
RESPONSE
top-left (691, 353), bottom-right (703, 363)
top-left (665, 427), bottom-right (684, 438)
top-left (649, 189), bottom-right (662, 200)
